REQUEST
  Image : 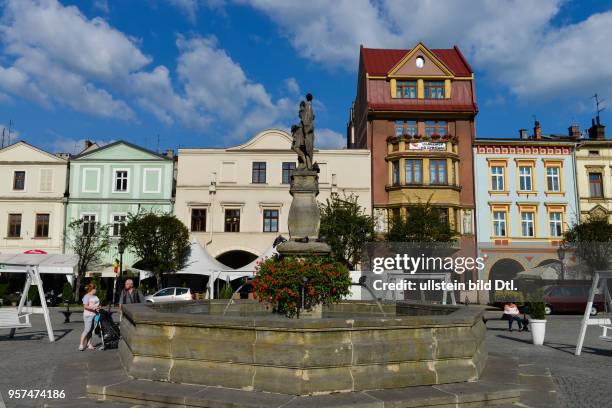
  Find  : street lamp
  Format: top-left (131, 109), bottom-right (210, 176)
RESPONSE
top-left (557, 243), bottom-right (566, 281)
top-left (110, 240), bottom-right (126, 310)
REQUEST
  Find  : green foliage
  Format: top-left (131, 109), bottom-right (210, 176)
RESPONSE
top-left (564, 215), bottom-right (612, 271)
top-left (0, 283), bottom-right (8, 300)
top-left (90, 275), bottom-right (106, 305)
top-left (219, 284), bottom-right (234, 300)
top-left (27, 286), bottom-right (41, 306)
top-left (527, 289), bottom-right (546, 320)
top-left (121, 211), bottom-right (190, 290)
top-left (385, 198), bottom-right (458, 243)
top-left (319, 194), bottom-right (375, 269)
top-left (253, 256), bottom-right (351, 318)
top-left (494, 290), bottom-right (525, 305)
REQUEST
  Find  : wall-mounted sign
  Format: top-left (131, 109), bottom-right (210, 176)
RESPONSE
top-left (408, 142), bottom-right (446, 151)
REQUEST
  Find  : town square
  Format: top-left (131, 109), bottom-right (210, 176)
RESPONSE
top-left (1, 1), bottom-right (612, 407)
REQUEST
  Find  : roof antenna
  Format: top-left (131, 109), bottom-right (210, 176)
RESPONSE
top-left (592, 94), bottom-right (606, 125)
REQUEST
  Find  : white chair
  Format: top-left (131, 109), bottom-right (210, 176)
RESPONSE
top-left (0, 308), bottom-right (32, 337)
top-left (600, 324), bottom-right (612, 342)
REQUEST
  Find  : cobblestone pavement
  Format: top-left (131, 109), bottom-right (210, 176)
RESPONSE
top-left (0, 308), bottom-right (610, 407)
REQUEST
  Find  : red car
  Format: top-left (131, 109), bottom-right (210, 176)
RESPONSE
top-left (543, 285), bottom-right (605, 316)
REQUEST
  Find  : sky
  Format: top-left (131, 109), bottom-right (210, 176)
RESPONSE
top-left (1, 0), bottom-right (612, 154)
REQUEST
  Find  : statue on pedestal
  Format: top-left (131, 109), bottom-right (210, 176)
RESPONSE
top-left (291, 93), bottom-right (315, 171)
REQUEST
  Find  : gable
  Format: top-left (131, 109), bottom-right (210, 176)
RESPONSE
top-left (0, 142), bottom-right (66, 163)
top-left (75, 141), bottom-right (168, 161)
top-left (230, 129), bottom-right (293, 150)
top-left (388, 43), bottom-right (453, 78)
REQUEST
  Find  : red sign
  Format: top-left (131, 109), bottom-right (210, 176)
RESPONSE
top-left (23, 249), bottom-right (48, 254)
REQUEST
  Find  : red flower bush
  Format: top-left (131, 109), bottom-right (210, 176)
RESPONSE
top-left (252, 256), bottom-right (351, 318)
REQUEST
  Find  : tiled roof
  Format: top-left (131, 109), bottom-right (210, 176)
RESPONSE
top-left (361, 46), bottom-right (473, 76)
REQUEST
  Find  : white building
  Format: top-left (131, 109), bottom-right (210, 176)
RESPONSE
top-left (175, 129), bottom-right (371, 268)
top-left (0, 142), bottom-right (68, 254)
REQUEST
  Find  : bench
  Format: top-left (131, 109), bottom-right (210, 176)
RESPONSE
top-left (0, 308), bottom-right (32, 337)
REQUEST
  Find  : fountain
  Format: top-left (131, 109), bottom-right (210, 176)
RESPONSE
top-left (89, 95), bottom-right (517, 407)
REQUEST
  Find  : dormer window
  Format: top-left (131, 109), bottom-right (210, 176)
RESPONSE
top-left (415, 56), bottom-right (425, 68)
top-left (396, 80), bottom-right (417, 99)
top-left (424, 81), bottom-right (445, 99)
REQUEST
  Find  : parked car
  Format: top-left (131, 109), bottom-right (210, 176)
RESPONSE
top-left (144, 287), bottom-right (193, 303)
top-left (543, 285), bottom-right (604, 316)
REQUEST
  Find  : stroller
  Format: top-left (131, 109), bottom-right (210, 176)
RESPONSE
top-left (93, 309), bottom-right (121, 349)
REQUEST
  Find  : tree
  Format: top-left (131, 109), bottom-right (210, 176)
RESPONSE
top-left (319, 194), bottom-right (375, 269)
top-left (564, 215), bottom-right (612, 272)
top-left (386, 198), bottom-right (458, 243)
top-left (121, 212), bottom-right (190, 290)
top-left (66, 219), bottom-right (110, 302)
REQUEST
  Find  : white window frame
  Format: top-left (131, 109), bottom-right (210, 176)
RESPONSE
top-left (546, 167), bottom-right (560, 192)
top-left (491, 166), bottom-right (504, 191)
top-left (38, 168), bottom-right (54, 193)
top-left (112, 168), bottom-right (130, 193)
top-left (521, 211), bottom-right (535, 237)
top-left (143, 168), bottom-right (162, 194)
top-left (519, 166), bottom-right (532, 191)
top-left (549, 212), bottom-right (563, 238)
top-left (110, 213), bottom-right (127, 237)
top-left (80, 213), bottom-right (98, 235)
top-left (81, 168), bottom-right (101, 193)
top-left (493, 211), bottom-right (507, 237)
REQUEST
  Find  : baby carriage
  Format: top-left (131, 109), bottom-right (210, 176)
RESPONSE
top-left (93, 309), bottom-right (121, 349)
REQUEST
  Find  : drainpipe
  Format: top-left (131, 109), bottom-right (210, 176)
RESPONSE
top-left (572, 142), bottom-right (584, 225)
top-left (61, 161), bottom-right (71, 254)
top-left (207, 172), bottom-right (217, 246)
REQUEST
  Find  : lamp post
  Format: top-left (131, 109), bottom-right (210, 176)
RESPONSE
top-left (557, 244), bottom-right (566, 281)
top-left (110, 240), bottom-right (126, 310)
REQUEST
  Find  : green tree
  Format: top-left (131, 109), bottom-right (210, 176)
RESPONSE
top-left (564, 215), bottom-right (612, 272)
top-left (121, 212), bottom-right (190, 290)
top-left (66, 219), bottom-right (110, 302)
top-left (319, 194), bottom-right (375, 269)
top-left (386, 198), bottom-right (458, 242)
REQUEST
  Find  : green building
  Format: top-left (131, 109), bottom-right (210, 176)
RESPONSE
top-left (65, 141), bottom-right (174, 274)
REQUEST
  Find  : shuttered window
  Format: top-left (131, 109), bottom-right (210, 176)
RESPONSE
top-left (39, 168), bottom-right (53, 192)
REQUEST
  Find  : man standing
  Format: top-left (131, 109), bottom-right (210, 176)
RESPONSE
top-left (118, 279), bottom-right (143, 315)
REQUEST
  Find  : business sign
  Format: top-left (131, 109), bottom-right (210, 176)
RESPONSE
top-left (408, 142), bottom-right (446, 151)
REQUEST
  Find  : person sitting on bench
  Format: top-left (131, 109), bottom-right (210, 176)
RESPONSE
top-left (504, 302), bottom-right (523, 332)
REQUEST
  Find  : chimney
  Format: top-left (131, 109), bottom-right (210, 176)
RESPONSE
top-left (519, 129), bottom-right (529, 140)
top-left (588, 116), bottom-right (606, 140)
top-left (164, 148), bottom-right (174, 159)
top-left (568, 123), bottom-right (581, 139)
top-left (533, 120), bottom-right (542, 140)
top-left (84, 140), bottom-right (94, 149)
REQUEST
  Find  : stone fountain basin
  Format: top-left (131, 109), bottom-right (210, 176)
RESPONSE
top-left (120, 301), bottom-right (487, 395)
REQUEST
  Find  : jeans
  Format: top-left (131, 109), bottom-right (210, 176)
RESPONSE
top-left (507, 315), bottom-right (523, 330)
top-left (82, 313), bottom-right (95, 338)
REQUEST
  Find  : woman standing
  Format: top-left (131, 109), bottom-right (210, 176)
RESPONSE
top-left (79, 283), bottom-right (100, 351)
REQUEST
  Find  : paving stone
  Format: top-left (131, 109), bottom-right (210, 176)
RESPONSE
top-left (365, 386), bottom-right (456, 407)
top-left (104, 379), bottom-right (204, 405)
top-left (287, 392), bottom-right (383, 408)
top-left (187, 387), bottom-right (295, 408)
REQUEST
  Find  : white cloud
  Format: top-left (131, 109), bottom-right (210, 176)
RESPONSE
top-left (284, 77), bottom-right (300, 95)
top-left (168, 0), bottom-right (226, 23)
top-left (93, 0), bottom-right (110, 14)
top-left (316, 128), bottom-right (345, 149)
top-left (237, 0), bottom-right (612, 101)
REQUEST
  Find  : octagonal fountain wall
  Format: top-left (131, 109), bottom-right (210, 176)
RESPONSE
top-left (119, 300), bottom-right (487, 395)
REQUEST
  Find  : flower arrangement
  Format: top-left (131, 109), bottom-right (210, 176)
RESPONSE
top-left (252, 256), bottom-right (351, 318)
top-left (431, 133), bottom-right (441, 140)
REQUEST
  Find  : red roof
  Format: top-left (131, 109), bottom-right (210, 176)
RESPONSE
top-left (361, 46), bottom-right (473, 77)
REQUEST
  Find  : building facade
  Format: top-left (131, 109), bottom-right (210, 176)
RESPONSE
top-left (348, 42), bottom-right (478, 286)
top-left (0, 142), bottom-right (68, 254)
top-left (174, 129), bottom-right (371, 268)
top-left (575, 118), bottom-right (612, 222)
top-left (65, 141), bottom-right (174, 273)
top-left (474, 124), bottom-right (580, 300)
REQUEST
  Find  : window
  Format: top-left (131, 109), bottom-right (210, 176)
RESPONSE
top-left (39, 169), bottom-right (53, 192)
top-left (424, 121), bottom-right (447, 137)
top-left (8, 214), bottom-right (21, 238)
top-left (282, 162), bottom-right (296, 184)
top-left (111, 214), bottom-right (127, 237)
top-left (143, 168), bottom-right (161, 193)
top-left (224, 209), bottom-right (240, 232)
top-left (405, 159), bottom-right (422, 184)
top-left (588, 150), bottom-right (600, 157)
top-left (589, 173), bottom-right (603, 198)
top-left (191, 209), bottom-right (206, 232)
top-left (429, 159), bottom-right (447, 184)
top-left (155, 288), bottom-right (174, 297)
top-left (438, 208), bottom-right (449, 225)
top-left (518, 166), bottom-right (532, 191)
top-left (252, 162), bottom-right (266, 184)
top-left (493, 211), bottom-right (506, 237)
top-left (395, 120), bottom-right (417, 137)
top-left (521, 212), bottom-right (535, 237)
top-left (424, 81), bottom-right (445, 99)
top-left (549, 212), bottom-right (563, 237)
top-left (35, 213), bottom-right (50, 238)
top-left (82, 214), bottom-right (96, 236)
top-left (114, 170), bottom-right (128, 192)
top-left (546, 166), bottom-right (561, 192)
top-left (491, 166), bottom-right (505, 191)
top-left (263, 209), bottom-right (279, 232)
top-left (176, 288), bottom-right (189, 296)
top-left (392, 160), bottom-right (400, 185)
top-left (13, 171), bottom-right (25, 190)
top-left (396, 80), bottom-right (417, 98)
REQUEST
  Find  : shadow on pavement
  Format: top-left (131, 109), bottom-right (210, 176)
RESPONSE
top-left (0, 328), bottom-right (72, 342)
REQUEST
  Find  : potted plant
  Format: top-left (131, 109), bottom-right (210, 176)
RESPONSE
top-left (61, 282), bottom-right (74, 323)
top-left (527, 290), bottom-right (547, 345)
top-left (431, 133), bottom-right (440, 140)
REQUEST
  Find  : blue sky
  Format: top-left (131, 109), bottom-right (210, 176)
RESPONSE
top-left (1, 0), bottom-right (611, 154)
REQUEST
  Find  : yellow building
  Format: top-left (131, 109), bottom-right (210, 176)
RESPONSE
top-left (575, 119), bottom-right (612, 221)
